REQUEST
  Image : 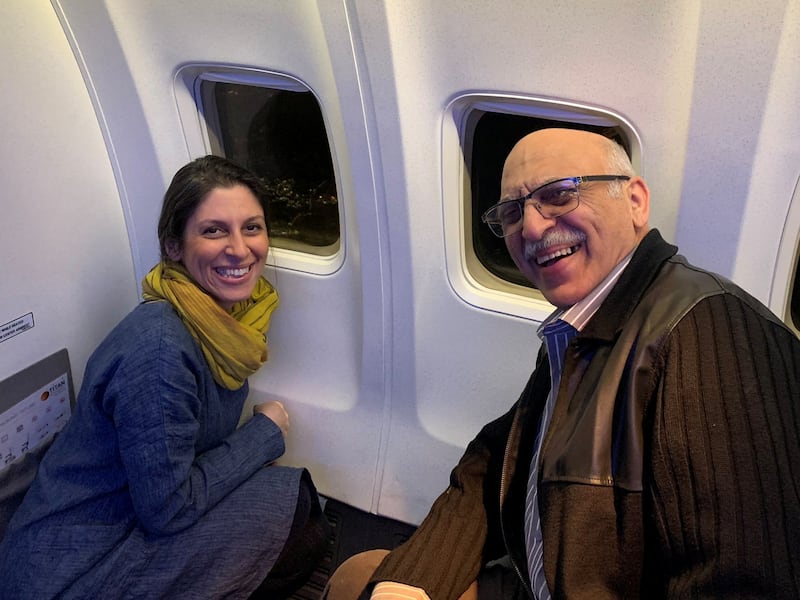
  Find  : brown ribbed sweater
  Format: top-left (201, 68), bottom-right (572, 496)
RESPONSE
top-left (370, 230), bottom-right (800, 599)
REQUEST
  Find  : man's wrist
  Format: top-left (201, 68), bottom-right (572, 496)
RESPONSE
top-left (372, 581), bottom-right (431, 600)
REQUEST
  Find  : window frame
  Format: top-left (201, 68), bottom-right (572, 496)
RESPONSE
top-left (771, 175), bottom-right (800, 335)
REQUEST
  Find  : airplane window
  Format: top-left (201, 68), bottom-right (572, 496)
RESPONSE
top-left (201, 81), bottom-right (340, 256)
top-left (470, 112), bottom-right (630, 290)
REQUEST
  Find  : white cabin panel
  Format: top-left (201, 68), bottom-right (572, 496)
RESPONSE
top-left (674, 1), bottom-right (797, 284)
top-left (0, 1), bottom-right (137, 390)
top-left (733, 1), bottom-right (800, 308)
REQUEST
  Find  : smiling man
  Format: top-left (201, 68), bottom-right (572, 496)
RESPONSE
top-left (325, 128), bottom-right (800, 600)
top-left (497, 129), bottom-right (647, 308)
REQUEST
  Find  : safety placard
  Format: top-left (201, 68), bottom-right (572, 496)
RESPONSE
top-left (0, 312), bottom-right (34, 345)
top-left (0, 372), bottom-right (71, 471)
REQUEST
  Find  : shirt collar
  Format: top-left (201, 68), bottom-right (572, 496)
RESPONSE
top-left (537, 249), bottom-right (635, 339)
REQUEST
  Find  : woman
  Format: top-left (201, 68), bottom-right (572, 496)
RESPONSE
top-left (0, 156), bottom-right (329, 599)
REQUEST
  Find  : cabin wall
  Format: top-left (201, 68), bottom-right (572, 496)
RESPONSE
top-left (675, 2), bottom-right (800, 306)
top-left (1, 0), bottom-right (798, 525)
top-left (0, 1), bottom-right (138, 392)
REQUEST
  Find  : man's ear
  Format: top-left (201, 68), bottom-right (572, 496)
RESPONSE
top-left (165, 239), bottom-right (182, 262)
top-left (627, 176), bottom-right (650, 230)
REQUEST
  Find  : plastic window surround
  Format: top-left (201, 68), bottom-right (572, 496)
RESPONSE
top-left (770, 175), bottom-right (800, 335)
top-left (441, 92), bottom-right (642, 323)
top-left (173, 65), bottom-right (345, 276)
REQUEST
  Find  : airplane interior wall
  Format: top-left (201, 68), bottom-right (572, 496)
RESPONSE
top-left (1, 0), bottom-right (798, 526)
top-left (0, 2), bottom-right (138, 394)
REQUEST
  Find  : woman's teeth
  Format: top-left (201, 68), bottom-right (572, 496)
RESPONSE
top-left (216, 266), bottom-right (250, 278)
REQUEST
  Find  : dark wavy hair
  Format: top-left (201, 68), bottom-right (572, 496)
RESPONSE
top-left (157, 155), bottom-right (270, 259)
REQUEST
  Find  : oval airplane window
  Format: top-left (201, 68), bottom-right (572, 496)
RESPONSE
top-left (200, 80), bottom-right (340, 257)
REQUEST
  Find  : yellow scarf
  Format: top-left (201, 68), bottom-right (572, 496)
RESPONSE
top-left (141, 261), bottom-right (279, 390)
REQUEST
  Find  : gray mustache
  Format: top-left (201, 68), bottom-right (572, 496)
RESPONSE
top-left (524, 229), bottom-right (587, 261)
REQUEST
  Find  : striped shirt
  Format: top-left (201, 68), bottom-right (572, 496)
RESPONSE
top-left (538, 250), bottom-right (634, 337)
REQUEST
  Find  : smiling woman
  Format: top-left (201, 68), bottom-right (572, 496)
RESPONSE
top-left (0, 156), bottom-right (330, 599)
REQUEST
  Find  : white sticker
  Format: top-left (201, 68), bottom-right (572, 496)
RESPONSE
top-left (0, 312), bottom-right (34, 344)
top-left (0, 372), bottom-right (71, 470)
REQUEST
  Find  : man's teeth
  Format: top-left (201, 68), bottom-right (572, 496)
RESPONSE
top-left (537, 245), bottom-right (577, 265)
top-left (216, 266), bottom-right (250, 278)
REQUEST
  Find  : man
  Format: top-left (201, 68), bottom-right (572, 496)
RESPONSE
top-left (326, 128), bottom-right (800, 599)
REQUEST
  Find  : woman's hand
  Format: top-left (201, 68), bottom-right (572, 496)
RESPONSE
top-left (253, 400), bottom-right (290, 438)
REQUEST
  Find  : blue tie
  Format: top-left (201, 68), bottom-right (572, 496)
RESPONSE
top-left (525, 319), bottom-right (578, 599)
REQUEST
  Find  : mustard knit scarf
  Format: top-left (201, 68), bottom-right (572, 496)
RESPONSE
top-left (141, 261), bottom-right (279, 390)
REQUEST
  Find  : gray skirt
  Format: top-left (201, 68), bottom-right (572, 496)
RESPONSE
top-left (63, 464), bottom-right (304, 600)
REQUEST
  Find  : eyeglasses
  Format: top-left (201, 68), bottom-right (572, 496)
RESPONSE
top-left (481, 175), bottom-right (631, 238)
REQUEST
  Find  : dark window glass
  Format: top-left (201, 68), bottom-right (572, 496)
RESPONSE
top-left (470, 112), bottom-right (630, 289)
top-left (203, 81), bottom-right (340, 255)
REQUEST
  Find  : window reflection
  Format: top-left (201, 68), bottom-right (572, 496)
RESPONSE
top-left (203, 81), bottom-right (340, 255)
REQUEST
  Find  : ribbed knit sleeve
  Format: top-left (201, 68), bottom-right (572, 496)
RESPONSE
top-left (649, 292), bottom-right (800, 598)
top-left (368, 406), bottom-right (517, 600)
top-left (368, 443), bottom-right (489, 599)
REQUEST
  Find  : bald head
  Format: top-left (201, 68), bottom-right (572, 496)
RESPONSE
top-left (501, 129), bottom-right (634, 202)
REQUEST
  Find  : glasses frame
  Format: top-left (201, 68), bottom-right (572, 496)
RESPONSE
top-left (480, 175), bottom-right (631, 238)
